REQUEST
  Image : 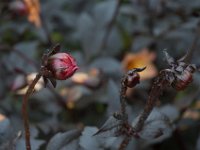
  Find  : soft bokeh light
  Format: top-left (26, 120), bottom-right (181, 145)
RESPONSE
top-left (24, 0), bottom-right (41, 27)
top-left (0, 114), bottom-right (6, 122)
top-left (71, 68), bottom-right (102, 88)
top-left (71, 72), bottom-right (89, 84)
top-left (122, 49), bottom-right (158, 80)
top-left (183, 109), bottom-right (200, 120)
top-left (13, 73), bottom-right (44, 95)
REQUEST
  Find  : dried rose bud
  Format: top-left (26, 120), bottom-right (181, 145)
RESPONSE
top-left (163, 51), bottom-right (197, 91)
top-left (47, 53), bottom-right (78, 80)
top-left (124, 67), bottom-right (146, 88)
top-left (172, 65), bottom-right (196, 91)
top-left (125, 71), bottom-right (140, 88)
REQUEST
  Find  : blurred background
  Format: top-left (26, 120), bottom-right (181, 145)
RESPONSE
top-left (0, 0), bottom-right (200, 149)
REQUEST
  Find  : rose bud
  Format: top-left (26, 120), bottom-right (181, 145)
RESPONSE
top-left (47, 53), bottom-right (78, 80)
top-left (126, 73), bottom-right (140, 88)
top-left (172, 65), bottom-right (196, 91)
top-left (124, 67), bottom-right (145, 88)
top-left (125, 71), bottom-right (140, 88)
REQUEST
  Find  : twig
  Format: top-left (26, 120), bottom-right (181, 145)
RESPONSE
top-left (133, 71), bottom-right (170, 132)
top-left (22, 73), bottom-right (41, 150)
top-left (120, 75), bottom-right (128, 120)
top-left (119, 136), bottom-right (131, 150)
top-left (119, 67), bottom-right (146, 121)
top-left (116, 68), bottom-right (145, 150)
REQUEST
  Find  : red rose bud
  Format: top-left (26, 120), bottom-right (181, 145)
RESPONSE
top-left (125, 72), bottom-right (140, 88)
top-left (48, 53), bottom-right (78, 80)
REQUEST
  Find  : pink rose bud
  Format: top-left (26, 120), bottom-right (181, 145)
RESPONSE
top-left (47, 53), bottom-right (78, 80)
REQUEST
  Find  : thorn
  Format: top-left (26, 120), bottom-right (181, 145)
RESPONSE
top-left (53, 43), bottom-right (60, 53)
top-left (163, 50), bottom-right (175, 66)
top-left (43, 77), bottom-right (48, 88)
top-left (178, 50), bottom-right (189, 62)
top-left (49, 44), bottom-right (61, 55)
top-left (17, 131), bottom-right (22, 138)
top-left (135, 66), bottom-right (146, 72)
top-left (128, 67), bottom-right (146, 75)
top-left (49, 78), bottom-right (57, 88)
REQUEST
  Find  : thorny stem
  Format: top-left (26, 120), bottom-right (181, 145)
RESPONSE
top-left (133, 71), bottom-right (170, 132)
top-left (119, 136), bottom-right (131, 150)
top-left (115, 51), bottom-right (197, 150)
top-left (22, 73), bottom-right (41, 150)
top-left (117, 70), bottom-right (140, 150)
top-left (120, 75), bottom-right (128, 120)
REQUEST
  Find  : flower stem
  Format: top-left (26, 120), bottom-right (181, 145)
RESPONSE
top-left (119, 136), bottom-right (131, 150)
top-left (134, 72), bottom-right (169, 132)
top-left (120, 75), bottom-right (128, 119)
top-left (22, 73), bottom-right (41, 150)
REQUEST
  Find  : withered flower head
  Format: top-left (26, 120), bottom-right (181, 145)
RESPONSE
top-left (163, 50), bottom-right (196, 91)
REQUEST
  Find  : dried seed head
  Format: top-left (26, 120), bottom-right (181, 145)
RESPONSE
top-left (124, 67), bottom-right (146, 88)
top-left (163, 51), bottom-right (197, 91)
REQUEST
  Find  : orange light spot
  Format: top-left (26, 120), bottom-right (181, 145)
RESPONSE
top-left (71, 72), bottom-right (89, 84)
top-left (122, 48), bottom-right (158, 80)
top-left (183, 109), bottom-right (200, 120)
top-left (66, 101), bottom-right (75, 109)
top-left (0, 114), bottom-right (6, 122)
top-left (24, 0), bottom-right (41, 27)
